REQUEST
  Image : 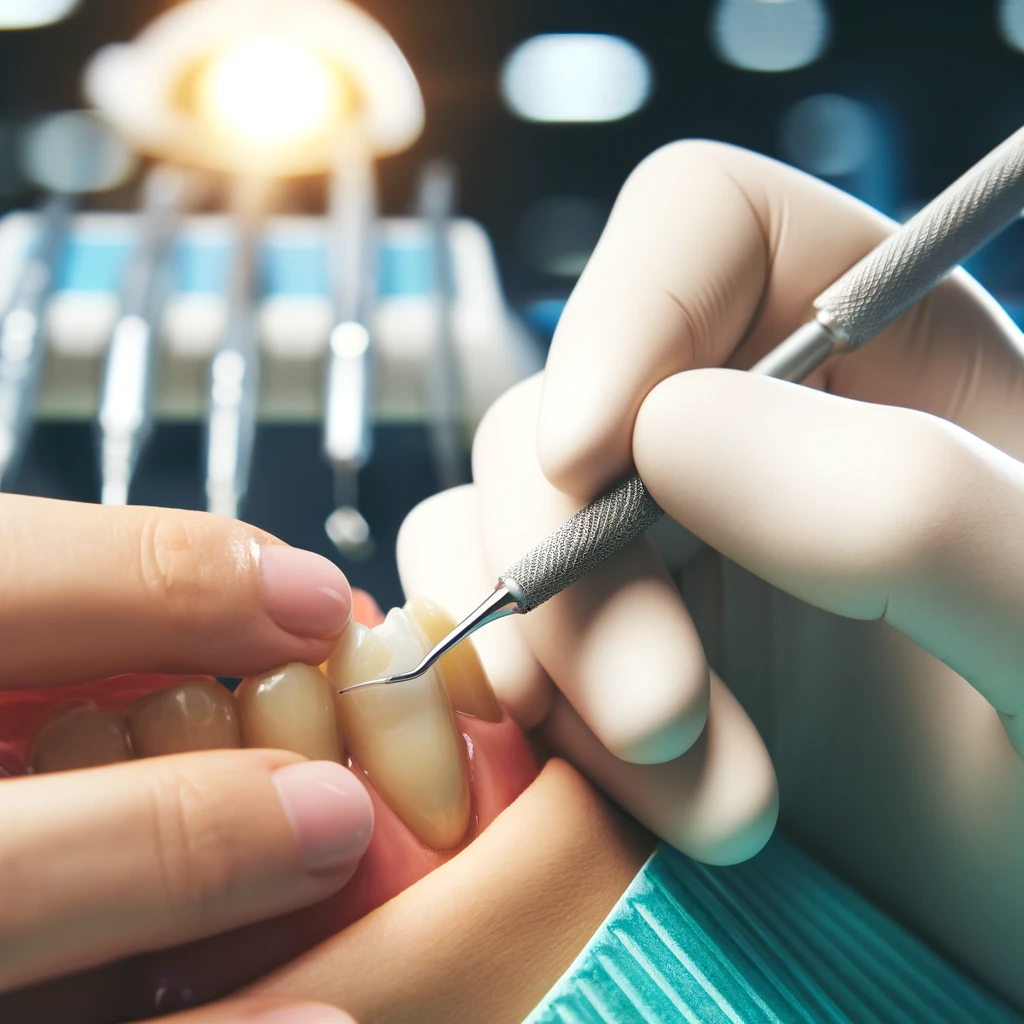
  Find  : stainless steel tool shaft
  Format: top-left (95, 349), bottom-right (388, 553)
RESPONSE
top-left (338, 123), bottom-right (1024, 694)
top-left (323, 128), bottom-right (377, 559)
top-left (0, 195), bottom-right (72, 489)
top-left (205, 175), bottom-right (266, 520)
top-left (98, 165), bottom-right (187, 505)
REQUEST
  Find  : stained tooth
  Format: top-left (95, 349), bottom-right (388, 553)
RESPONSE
top-left (328, 612), bottom-right (471, 849)
top-left (29, 705), bottom-right (133, 773)
top-left (126, 679), bottom-right (241, 758)
top-left (236, 663), bottom-right (343, 761)
top-left (405, 597), bottom-right (501, 722)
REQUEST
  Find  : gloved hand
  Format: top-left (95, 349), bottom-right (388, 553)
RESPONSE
top-left (396, 141), bottom-right (1024, 1007)
top-left (0, 496), bottom-right (368, 1024)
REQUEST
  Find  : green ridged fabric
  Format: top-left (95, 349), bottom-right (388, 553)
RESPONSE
top-left (524, 836), bottom-right (1021, 1024)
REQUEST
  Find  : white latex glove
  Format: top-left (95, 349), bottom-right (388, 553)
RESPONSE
top-left (396, 141), bottom-right (1024, 1007)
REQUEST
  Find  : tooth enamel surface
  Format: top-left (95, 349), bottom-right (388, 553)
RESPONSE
top-left (236, 663), bottom-right (343, 762)
top-left (29, 705), bottom-right (133, 773)
top-left (126, 679), bottom-right (241, 758)
top-left (331, 612), bottom-right (471, 849)
top-left (405, 597), bottom-right (502, 722)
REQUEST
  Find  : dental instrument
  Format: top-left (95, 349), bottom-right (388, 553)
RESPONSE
top-left (323, 128), bottom-right (377, 559)
top-left (97, 165), bottom-right (187, 505)
top-left (338, 122), bottom-right (1024, 695)
top-left (419, 159), bottom-right (468, 492)
top-left (0, 195), bottom-right (71, 488)
top-left (205, 175), bottom-right (266, 519)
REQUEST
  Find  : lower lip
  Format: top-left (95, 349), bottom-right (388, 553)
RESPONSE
top-left (0, 679), bottom-right (540, 1022)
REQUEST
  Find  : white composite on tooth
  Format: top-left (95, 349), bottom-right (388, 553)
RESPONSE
top-left (126, 679), bottom-right (241, 758)
top-left (236, 663), bottom-right (343, 761)
top-left (29, 705), bottom-right (133, 773)
top-left (330, 609), bottom-right (471, 850)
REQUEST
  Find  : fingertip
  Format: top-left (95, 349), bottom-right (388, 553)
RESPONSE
top-left (259, 546), bottom-right (352, 641)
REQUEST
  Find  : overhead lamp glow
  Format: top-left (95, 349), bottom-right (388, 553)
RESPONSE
top-left (711, 0), bottom-right (830, 73)
top-left (196, 37), bottom-right (344, 146)
top-left (501, 34), bottom-right (652, 124)
top-left (0, 0), bottom-right (79, 29)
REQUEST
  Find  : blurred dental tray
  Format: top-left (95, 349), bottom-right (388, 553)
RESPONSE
top-left (0, 211), bottom-right (539, 424)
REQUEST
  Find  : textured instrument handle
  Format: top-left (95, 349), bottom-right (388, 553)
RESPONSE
top-left (502, 125), bottom-right (1024, 613)
top-left (816, 124), bottom-right (1024, 347)
top-left (500, 476), bottom-right (664, 611)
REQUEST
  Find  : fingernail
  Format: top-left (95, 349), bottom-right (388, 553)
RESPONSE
top-left (273, 761), bottom-right (374, 872)
top-left (260, 545), bottom-right (352, 639)
top-left (245, 1004), bottom-right (358, 1024)
top-left (246, 1003), bottom-right (358, 1024)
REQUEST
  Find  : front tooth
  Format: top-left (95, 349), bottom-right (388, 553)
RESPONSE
top-left (328, 610), bottom-right (471, 849)
top-left (30, 705), bottom-right (133, 773)
top-left (405, 597), bottom-right (502, 722)
top-left (126, 679), bottom-right (241, 758)
top-left (236, 663), bottom-right (343, 762)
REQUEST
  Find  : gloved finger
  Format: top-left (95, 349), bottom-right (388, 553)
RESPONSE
top-left (132, 995), bottom-right (358, 1024)
top-left (0, 496), bottom-right (351, 687)
top-left (634, 368), bottom-right (1024, 754)
top-left (0, 749), bottom-right (373, 993)
top-left (396, 485), bottom-right (554, 729)
top-left (474, 375), bottom-right (709, 764)
top-left (540, 676), bottom-right (777, 865)
top-left (537, 139), bottom-right (1024, 499)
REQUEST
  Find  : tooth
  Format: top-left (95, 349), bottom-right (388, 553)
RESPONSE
top-left (328, 610), bottom-right (470, 849)
top-left (404, 597), bottom-right (501, 722)
top-left (126, 679), bottom-right (241, 758)
top-left (236, 663), bottom-right (343, 762)
top-left (30, 705), bottom-right (133, 773)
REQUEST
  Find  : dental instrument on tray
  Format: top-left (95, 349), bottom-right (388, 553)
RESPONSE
top-left (419, 159), bottom-right (467, 492)
top-left (323, 129), bottom-right (377, 559)
top-left (0, 110), bottom-right (136, 489)
top-left (338, 122), bottom-right (1024, 695)
top-left (0, 195), bottom-right (71, 488)
top-left (205, 175), bottom-right (266, 520)
top-left (98, 165), bottom-right (187, 505)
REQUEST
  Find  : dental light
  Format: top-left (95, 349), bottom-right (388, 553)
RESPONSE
top-left (83, 0), bottom-right (424, 176)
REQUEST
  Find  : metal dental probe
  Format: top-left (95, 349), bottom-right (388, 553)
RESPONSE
top-left (338, 122), bottom-right (1024, 696)
top-left (98, 165), bottom-right (187, 505)
top-left (418, 159), bottom-right (468, 492)
top-left (0, 195), bottom-right (71, 489)
top-left (323, 127), bottom-right (377, 559)
top-left (205, 175), bottom-right (267, 520)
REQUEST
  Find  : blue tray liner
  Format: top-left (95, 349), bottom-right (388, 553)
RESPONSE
top-left (524, 836), bottom-right (1021, 1024)
top-left (54, 234), bottom-right (434, 298)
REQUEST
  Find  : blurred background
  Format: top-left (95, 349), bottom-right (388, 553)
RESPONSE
top-left (0, 0), bottom-right (1021, 607)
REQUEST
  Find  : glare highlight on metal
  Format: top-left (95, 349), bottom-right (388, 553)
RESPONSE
top-left (196, 37), bottom-right (344, 146)
top-left (501, 34), bottom-right (652, 123)
top-left (711, 0), bottom-right (830, 73)
top-left (779, 94), bottom-right (878, 178)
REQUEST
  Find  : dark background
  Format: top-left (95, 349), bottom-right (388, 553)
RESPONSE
top-left (3, 0), bottom-right (1022, 605)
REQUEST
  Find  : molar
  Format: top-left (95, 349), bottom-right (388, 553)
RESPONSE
top-left (29, 705), bottom-right (133, 773)
top-left (236, 663), bottom-right (343, 762)
top-left (328, 610), bottom-right (471, 850)
top-left (126, 679), bottom-right (241, 757)
top-left (404, 597), bottom-right (502, 722)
